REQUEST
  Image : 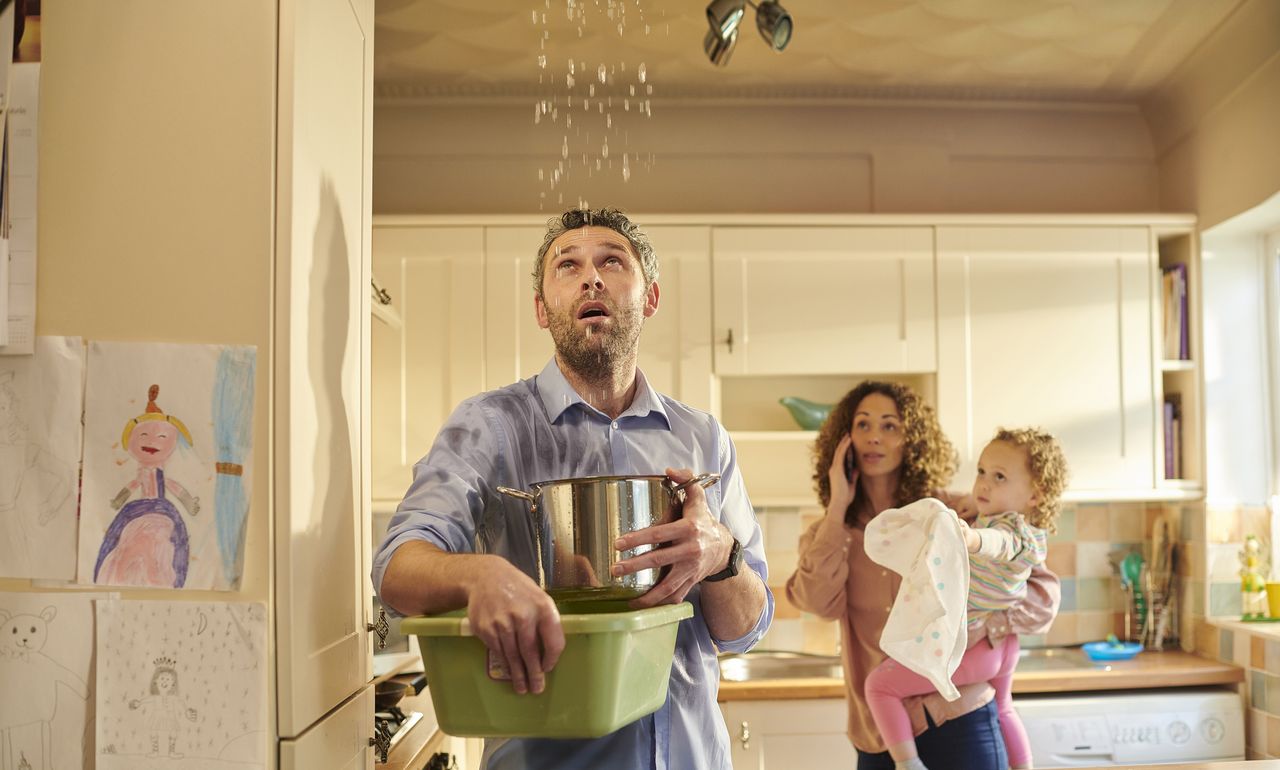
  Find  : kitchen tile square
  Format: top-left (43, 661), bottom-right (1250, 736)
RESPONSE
top-left (772, 586), bottom-right (801, 620)
top-left (1210, 581), bottom-right (1243, 617)
top-left (1206, 503), bottom-right (1242, 544)
top-left (1267, 674), bottom-right (1280, 718)
top-left (1075, 542), bottom-right (1112, 579)
top-left (1059, 577), bottom-right (1077, 612)
top-left (802, 617), bottom-right (839, 656)
top-left (1109, 503), bottom-right (1144, 541)
top-left (1189, 579), bottom-right (1204, 615)
top-left (1076, 611), bottom-right (1112, 642)
top-left (1250, 705), bottom-right (1268, 753)
top-left (1045, 612), bottom-right (1078, 646)
top-left (1049, 506), bottom-right (1076, 543)
top-left (764, 550), bottom-right (798, 578)
top-left (1269, 713), bottom-right (1280, 756)
top-left (1207, 543), bottom-right (1245, 581)
top-left (1075, 504), bottom-right (1109, 541)
top-left (1046, 542), bottom-right (1076, 577)
top-left (1267, 639), bottom-right (1280, 674)
top-left (1253, 671), bottom-right (1268, 712)
top-left (1235, 629), bottom-right (1252, 667)
top-left (1254, 635), bottom-right (1268, 669)
top-left (762, 619), bottom-right (803, 652)
top-left (770, 511), bottom-right (802, 550)
top-left (1220, 629), bottom-right (1235, 663)
top-left (1196, 623), bottom-right (1219, 658)
top-left (1076, 577), bottom-right (1110, 611)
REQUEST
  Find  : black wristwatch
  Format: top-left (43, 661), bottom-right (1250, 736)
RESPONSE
top-left (703, 537), bottom-right (743, 583)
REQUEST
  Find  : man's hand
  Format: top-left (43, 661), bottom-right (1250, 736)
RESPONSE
top-left (466, 560), bottom-right (565, 695)
top-left (611, 467), bottom-right (734, 609)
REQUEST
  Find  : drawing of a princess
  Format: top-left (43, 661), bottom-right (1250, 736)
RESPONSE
top-left (94, 385), bottom-right (200, 588)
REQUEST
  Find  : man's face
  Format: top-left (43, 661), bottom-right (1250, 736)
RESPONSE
top-left (535, 226), bottom-right (658, 378)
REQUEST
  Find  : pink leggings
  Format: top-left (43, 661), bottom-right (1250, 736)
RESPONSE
top-left (864, 634), bottom-right (1031, 769)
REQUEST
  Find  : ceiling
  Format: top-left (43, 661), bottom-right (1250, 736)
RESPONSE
top-left (374, 0), bottom-right (1244, 102)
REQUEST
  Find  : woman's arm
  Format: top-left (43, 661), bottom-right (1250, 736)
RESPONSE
top-left (974, 563), bottom-right (1061, 644)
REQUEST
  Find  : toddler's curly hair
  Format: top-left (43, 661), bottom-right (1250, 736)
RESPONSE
top-left (991, 427), bottom-right (1069, 533)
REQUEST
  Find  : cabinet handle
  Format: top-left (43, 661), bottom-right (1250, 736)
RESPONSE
top-left (739, 720), bottom-right (750, 750)
top-left (367, 606), bottom-right (389, 650)
top-left (724, 328), bottom-right (734, 354)
top-left (370, 727), bottom-right (391, 763)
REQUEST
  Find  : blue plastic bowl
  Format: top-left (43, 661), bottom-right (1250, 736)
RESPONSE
top-left (1081, 640), bottom-right (1143, 661)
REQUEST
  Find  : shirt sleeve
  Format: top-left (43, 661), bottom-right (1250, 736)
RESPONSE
top-left (786, 515), bottom-right (853, 621)
top-left (370, 398), bottom-right (500, 608)
top-left (708, 419), bottom-right (774, 653)
top-left (973, 511), bottom-right (1048, 570)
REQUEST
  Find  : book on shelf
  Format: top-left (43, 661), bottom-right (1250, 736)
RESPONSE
top-left (1161, 263), bottom-right (1189, 360)
top-left (1163, 394), bottom-right (1182, 479)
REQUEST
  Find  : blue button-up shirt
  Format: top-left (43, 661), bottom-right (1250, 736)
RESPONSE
top-left (373, 359), bottom-right (773, 770)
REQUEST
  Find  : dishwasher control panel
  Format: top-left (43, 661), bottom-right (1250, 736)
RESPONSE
top-left (1015, 688), bottom-right (1243, 767)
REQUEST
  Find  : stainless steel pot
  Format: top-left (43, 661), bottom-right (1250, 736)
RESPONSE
top-left (497, 473), bottom-right (721, 599)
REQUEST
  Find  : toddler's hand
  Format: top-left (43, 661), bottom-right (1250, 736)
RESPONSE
top-left (956, 519), bottom-right (980, 552)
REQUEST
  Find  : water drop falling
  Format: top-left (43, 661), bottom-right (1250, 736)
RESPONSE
top-left (538, 168), bottom-right (545, 181)
top-left (598, 102), bottom-right (604, 113)
top-left (617, 22), bottom-right (623, 35)
top-left (531, 9), bottom-right (537, 23)
top-left (645, 23), bottom-right (650, 34)
top-left (568, 59), bottom-right (575, 75)
top-left (534, 104), bottom-right (541, 124)
top-left (537, 54), bottom-right (547, 69)
top-left (606, 114), bottom-right (612, 128)
top-left (566, 113), bottom-right (573, 128)
top-left (624, 99), bottom-right (630, 111)
top-left (622, 154), bottom-right (631, 182)
top-left (602, 139), bottom-right (609, 158)
top-left (646, 84), bottom-right (653, 95)
top-left (598, 64), bottom-right (607, 83)
top-left (638, 63), bottom-right (647, 83)
top-left (562, 137), bottom-right (569, 159)
top-left (629, 84), bottom-right (636, 96)
top-left (589, 84), bottom-right (595, 97)
top-left (567, 74), bottom-right (575, 88)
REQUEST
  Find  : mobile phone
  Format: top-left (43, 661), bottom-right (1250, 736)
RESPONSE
top-left (843, 441), bottom-right (856, 482)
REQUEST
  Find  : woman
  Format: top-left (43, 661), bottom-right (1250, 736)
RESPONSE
top-left (786, 381), bottom-right (1059, 770)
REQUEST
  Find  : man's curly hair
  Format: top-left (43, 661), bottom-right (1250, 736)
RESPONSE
top-left (989, 427), bottom-right (1069, 534)
top-left (813, 381), bottom-right (958, 525)
top-left (531, 208), bottom-right (658, 300)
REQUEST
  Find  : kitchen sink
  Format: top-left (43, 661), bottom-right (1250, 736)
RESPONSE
top-left (719, 651), bottom-right (843, 681)
top-left (1016, 646), bottom-right (1093, 671)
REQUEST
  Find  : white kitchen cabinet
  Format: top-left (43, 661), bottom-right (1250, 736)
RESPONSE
top-left (483, 224), bottom-right (715, 411)
top-left (935, 226), bottom-right (1157, 494)
top-left (719, 699), bottom-right (857, 769)
top-left (711, 227), bottom-right (936, 376)
top-left (371, 226), bottom-right (486, 502)
top-left (39, 2), bottom-right (379, 767)
top-left (279, 686), bottom-right (375, 770)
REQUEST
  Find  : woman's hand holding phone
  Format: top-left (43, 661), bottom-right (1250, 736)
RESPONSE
top-left (827, 434), bottom-right (857, 515)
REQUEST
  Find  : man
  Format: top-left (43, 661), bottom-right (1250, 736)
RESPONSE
top-left (374, 208), bottom-right (773, 769)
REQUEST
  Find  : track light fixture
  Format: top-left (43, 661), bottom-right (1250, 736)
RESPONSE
top-left (703, 0), bottom-right (792, 66)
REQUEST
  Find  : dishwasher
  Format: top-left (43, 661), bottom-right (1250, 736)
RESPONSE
top-left (1013, 687), bottom-right (1244, 767)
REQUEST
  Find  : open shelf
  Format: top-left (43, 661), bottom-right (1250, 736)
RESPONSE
top-left (1155, 228), bottom-right (1202, 491)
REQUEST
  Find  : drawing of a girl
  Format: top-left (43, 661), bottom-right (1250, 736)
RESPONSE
top-left (94, 385), bottom-right (200, 588)
top-left (128, 656), bottom-right (197, 759)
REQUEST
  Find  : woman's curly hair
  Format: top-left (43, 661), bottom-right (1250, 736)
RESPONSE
top-left (990, 427), bottom-right (1069, 534)
top-left (813, 381), bottom-right (957, 525)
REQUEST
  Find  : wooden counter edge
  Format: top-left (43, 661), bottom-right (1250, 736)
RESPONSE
top-left (718, 650), bottom-right (1243, 702)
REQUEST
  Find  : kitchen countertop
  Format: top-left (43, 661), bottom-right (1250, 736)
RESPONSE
top-left (1075, 763), bottom-right (1279, 769)
top-left (717, 649), bottom-right (1244, 701)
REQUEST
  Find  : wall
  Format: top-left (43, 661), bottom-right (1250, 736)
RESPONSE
top-left (1144, 0), bottom-right (1280, 232)
top-left (374, 100), bottom-right (1159, 214)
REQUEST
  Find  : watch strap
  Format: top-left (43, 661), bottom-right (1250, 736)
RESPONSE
top-left (703, 537), bottom-right (742, 583)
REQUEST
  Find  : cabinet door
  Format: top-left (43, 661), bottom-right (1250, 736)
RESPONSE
top-left (712, 227), bottom-right (936, 376)
top-left (279, 685), bottom-right (373, 770)
top-left (371, 226), bottom-right (485, 502)
top-left (484, 225), bottom-right (714, 410)
top-left (720, 699), bottom-right (857, 769)
top-left (275, 0), bottom-right (374, 739)
top-left (936, 227), bottom-right (1155, 492)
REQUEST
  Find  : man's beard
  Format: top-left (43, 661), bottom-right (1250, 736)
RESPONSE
top-left (545, 292), bottom-right (646, 382)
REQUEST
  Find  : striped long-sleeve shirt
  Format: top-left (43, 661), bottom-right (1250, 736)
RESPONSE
top-left (967, 511), bottom-right (1048, 633)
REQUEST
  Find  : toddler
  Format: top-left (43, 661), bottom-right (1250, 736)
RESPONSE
top-left (865, 427), bottom-right (1068, 770)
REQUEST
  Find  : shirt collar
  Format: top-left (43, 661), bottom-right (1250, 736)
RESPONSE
top-left (536, 358), bottom-right (671, 429)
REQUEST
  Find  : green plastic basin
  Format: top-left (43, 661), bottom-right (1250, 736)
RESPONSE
top-left (401, 599), bottom-right (693, 738)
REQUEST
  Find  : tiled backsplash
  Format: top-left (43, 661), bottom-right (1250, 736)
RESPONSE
top-left (756, 500), bottom-right (1194, 654)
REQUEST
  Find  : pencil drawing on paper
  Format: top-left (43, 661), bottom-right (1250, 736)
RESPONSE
top-left (0, 604), bottom-right (90, 770)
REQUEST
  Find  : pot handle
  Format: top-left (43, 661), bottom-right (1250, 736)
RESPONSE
top-left (671, 472), bottom-right (721, 495)
top-left (496, 486), bottom-right (535, 502)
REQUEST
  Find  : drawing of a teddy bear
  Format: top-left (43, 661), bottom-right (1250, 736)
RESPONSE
top-left (0, 606), bottom-right (88, 770)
